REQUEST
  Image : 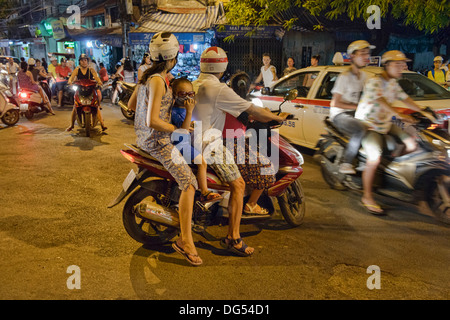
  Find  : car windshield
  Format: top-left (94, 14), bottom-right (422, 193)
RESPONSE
top-left (397, 73), bottom-right (450, 101)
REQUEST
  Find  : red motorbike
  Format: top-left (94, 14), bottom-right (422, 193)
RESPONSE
top-left (108, 89), bottom-right (306, 245)
top-left (73, 79), bottom-right (100, 137)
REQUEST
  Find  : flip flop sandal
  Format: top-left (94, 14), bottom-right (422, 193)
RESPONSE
top-left (199, 191), bottom-right (223, 203)
top-left (361, 201), bottom-right (386, 216)
top-left (243, 203), bottom-right (268, 215)
top-left (172, 242), bottom-right (203, 266)
top-left (220, 237), bottom-right (253, 257)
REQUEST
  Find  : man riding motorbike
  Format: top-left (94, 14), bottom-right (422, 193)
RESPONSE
top-left (192, 46), bottom-right (289, 256)
top-left (355, 50), bottom-right (434, 215)
top-left (66, 54), bottom-right (107, 132)
top-left (330, 40), bottom-right (375, 174)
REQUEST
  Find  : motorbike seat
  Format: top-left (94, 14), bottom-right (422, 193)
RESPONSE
top-left (21, 88), bottom-right (39, 94)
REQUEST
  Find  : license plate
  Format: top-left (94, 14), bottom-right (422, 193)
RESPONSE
top-left (122, 169), bottom-right (136, 192)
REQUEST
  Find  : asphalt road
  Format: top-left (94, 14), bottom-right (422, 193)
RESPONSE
top-left (0, 101), bottom-right (449, 301)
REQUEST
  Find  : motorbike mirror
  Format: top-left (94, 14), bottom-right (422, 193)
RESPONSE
top-left (261, 87), bottom-right (270, 95)
top-left (284, 89), bottom-right (298, 101)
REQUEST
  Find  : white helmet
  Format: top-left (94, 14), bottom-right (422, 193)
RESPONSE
top-left (347, 40), bottom-right (375, 55)
top-left (200, 47), bottom-right (228, 73)
top-left (149, 32), bottom-right (179, 62)
top-left (434, 56), bottom-right (444, 62)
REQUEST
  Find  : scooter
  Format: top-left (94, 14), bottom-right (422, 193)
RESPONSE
top-left (108, 89), bottom-right (306, 245)
top-left (315, 108), bottom-right (450, 224)
top-left (101, 78), bottom-right (113, 102)
top-left (72, 79), bottom-right (100, 137)
top-left (17, 85), bottom-right (52, 120)
top-left (0, 82), bottom-right (19, 126)
top-left (117, 80), bottom-right (136, 120)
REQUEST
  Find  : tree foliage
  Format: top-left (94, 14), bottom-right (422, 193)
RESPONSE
top-left (224, 0), bottom-right (450, 34)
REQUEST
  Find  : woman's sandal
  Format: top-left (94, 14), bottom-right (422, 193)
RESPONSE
top-left (220, 237), bottom-right (253, 257)
top-left (243, 203), bottom-right (269, 215)
top-left (172, 241), bottom-right (203, 266)
top-left (199, 190), bottom-right (223, 203)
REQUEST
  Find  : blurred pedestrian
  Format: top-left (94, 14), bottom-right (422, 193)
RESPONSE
top-left (5, 57), bottom-right (19, 94)
top-left (282, 57), bottom-right (297, 76)
top-left (137, 53), bottom-right (152, 82)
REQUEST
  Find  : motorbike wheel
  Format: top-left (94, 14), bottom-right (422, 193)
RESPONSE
top-left (277, 178), bottom-right (306, 227)
top-left (122, 187), bottom-right (178, 245)
top-left (319, 141), bottom-right (347, 190)
top-left (1, 109), bottom-right (20, 126)
top-left (421, 174), bottom-right (450, 225)
top-left (84, 112), bottom-right (91, 137)
top-left (121, 107), bottom-right (135, 121)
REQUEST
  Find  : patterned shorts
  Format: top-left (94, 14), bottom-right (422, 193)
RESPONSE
top-left (227, 137), bottom-right (276, 190)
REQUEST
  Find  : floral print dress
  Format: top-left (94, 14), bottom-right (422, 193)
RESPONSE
top-left (134, 74), bottom-right (198, 191)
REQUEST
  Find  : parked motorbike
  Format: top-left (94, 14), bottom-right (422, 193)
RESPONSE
top-left (316, 108), bottom-right (450, 224)
top-left (0, 82), bottom-right (19, 126)
top-left (108, 89), bottom-right (306, 245)
top-left (73, 79), bottom-right (100, 137)
top-left (117, 80), bottom-right (136, 120)
top-left (101, 78), bottom-right (113, 102)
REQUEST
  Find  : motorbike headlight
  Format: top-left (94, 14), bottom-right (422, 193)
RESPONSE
top-left (71, 85), bottom-right (78, 92)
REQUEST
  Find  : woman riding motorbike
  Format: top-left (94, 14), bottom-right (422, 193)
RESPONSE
top-left (17, 59), bottom-right (55, 115)
top-left (66, 54), bottom-right (107, 132)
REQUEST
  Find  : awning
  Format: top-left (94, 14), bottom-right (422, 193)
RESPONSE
top-left (65, 26), bottom-right (123, 47)
top-left (131, 4), bottom-right (224, 34)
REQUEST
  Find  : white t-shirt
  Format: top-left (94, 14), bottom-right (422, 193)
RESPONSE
top-left (124, 70), bottom-right (135, 83)
top-left (192, 73), bottom-right (253, 149)
top-left (330, 68), bottom-right (367, 120)
top-left (355, 76), bottom-right (409, 134)
top-left (261, 65), bottom-right (277, 87)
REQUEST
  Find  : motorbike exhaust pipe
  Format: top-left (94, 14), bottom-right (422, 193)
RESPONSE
top-left (118, 100), bottom-right (131, 112)
top-left (134, 201), bottom-right (180, 229)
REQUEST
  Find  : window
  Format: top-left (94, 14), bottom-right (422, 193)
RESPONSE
top-left (93, 14), bottom-right (105, 28)
top-left (399, 73), bottom-right (450, 101)
top-left (315, 72), bottom-right (340, 100)
top-left (272, 71), bottom-right (319, 97)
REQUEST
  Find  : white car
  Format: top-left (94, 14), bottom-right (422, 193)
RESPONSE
top-left (250, 65), bottom-right (450, 149)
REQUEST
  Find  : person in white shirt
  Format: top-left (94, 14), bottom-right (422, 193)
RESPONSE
top-left (330, 40), bottom-right (374, 174)
top-left (193, 47), bottom-right (288, 257)
top-left (355, 50), bottom-right (429, 215)
top-left (137, 52), bottom-right (152, 82)
top-left (249, 53), bottom-right (278, 92)
top-left (5, 57), bottom-right (19, 94)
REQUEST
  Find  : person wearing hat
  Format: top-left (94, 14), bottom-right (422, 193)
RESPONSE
top-left (355, 50), bottom-right (434, 215)
top-left (134, 32), bottom-right (203, 266)
top-left (17, 58), bottom-right (55, 114)
top-left (192, 46), bottom-right (289, 257)
top-left (427, 56), bottom-right (448, 88)
top-left (330, 40), bottom-right (374, 174)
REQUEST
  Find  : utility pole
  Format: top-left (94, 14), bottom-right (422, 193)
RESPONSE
top-left (120, 0), bottom-right (133, 58)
